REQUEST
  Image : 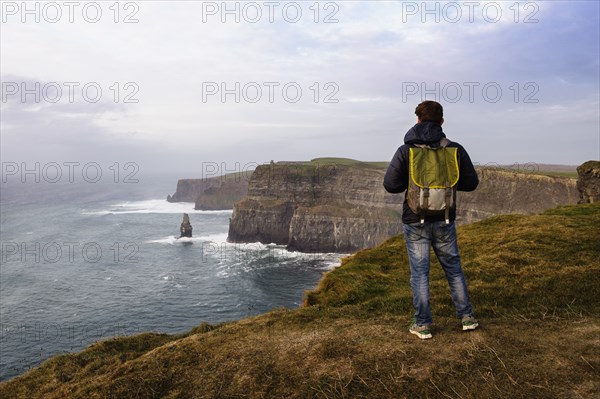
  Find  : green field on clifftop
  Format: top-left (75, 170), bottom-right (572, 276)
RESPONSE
top-left (274, 158), bottom-right (578, 178)
top-left (276, 158), bottom-right (389, 170)
top-left (1, 204), bottom-right (598, 399)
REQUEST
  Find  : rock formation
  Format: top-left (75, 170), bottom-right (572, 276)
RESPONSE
top-left (457, 167), bottom-right (579, 223)
top-left (227, 160), bottom-right (404, 253)
top-left (576, 160), bottom-right (600, 204)
top-left (167, 173), bottom-right (249, 210)
top-left (227, 159), bottom-right (579, 253)
top-left (180, 213), bottom-right (192, 238)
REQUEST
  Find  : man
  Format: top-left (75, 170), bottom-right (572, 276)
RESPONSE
top-left (383, 100), bottom-right (479, 340)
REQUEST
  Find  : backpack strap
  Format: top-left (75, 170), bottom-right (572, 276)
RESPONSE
top-left (421, 182), bottom-right (429, 224)
top-left (441, 142), bottom-right (452, 224)
top-left (444, 180), bottom-right (451, 224)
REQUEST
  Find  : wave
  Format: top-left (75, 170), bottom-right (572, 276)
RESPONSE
top-left (213, 243), bottom-right (345, 278)
top-left (145, 232), bottom-right (230, 245)
top-left (319, 260), bottom-right (343, 270)
top-left (145, 231), bottom-right (344, 277)
top-left (81, 199), bottom-right (234, 215)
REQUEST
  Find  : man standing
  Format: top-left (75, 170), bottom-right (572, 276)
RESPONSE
top-left (383, 101), bottom-right (479, 340)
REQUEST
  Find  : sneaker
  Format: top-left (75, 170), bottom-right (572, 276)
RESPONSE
top-left (461, 315), bottom-right (479, 331)
top-left (409, 319), bottom-right (432, 339)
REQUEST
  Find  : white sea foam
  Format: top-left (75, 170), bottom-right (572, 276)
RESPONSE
top-left (200, 233), bottom-right (230, 243)
top-left (146, 236), bottom-right (190, 245)
top-left (213, 244), bottom-right (345, 278)
top-left (320, 260), bottom-right (343, 270)
top-left (145, 232), bottom-right (229, 245)
top-left (81, 199), bottom-right (234, 215)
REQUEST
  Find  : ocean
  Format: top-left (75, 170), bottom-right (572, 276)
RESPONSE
top-left (0, 177), bottom-right (343, 381)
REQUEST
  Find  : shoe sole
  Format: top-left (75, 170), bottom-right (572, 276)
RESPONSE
top-left (410, 330), bottom-right (432, 339)
top-left (462, 323), bottom-right (479, 331)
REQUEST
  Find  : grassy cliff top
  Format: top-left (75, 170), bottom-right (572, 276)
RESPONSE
top-left (178, 160), bottom-right (578, 180)
top-left (309, 158), bottom-right (389, 169)
top-left (1, 204), bottom-right (599, 399)
top-left (273, 158), bottom-right (388, 170)
top-left (273, 159), bottom-right (578, 178)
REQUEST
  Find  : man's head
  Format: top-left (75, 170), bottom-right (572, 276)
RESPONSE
top-left (415, 101), bottom-right (444, 124)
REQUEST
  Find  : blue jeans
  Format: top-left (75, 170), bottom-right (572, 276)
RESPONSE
top-left (403, 221), bottom-right (473, 326)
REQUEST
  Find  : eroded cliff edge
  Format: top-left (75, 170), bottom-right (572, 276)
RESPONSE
top-left (227, 159), bottom-right (579, 252)
top-left (457, 167), bottom-right (579, 223)
top-left (228, 160), bottom-right (403, 253)
top-left (167, 173), bottom-right (249, 210)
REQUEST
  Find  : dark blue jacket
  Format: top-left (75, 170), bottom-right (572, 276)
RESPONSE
top-left (383, 121), bottom-right (479, 224)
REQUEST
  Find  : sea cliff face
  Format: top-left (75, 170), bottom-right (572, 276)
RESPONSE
top-left (227, 161), bottom-right (403, 253)
top-left (457, 168), bottom-right (579, 223)
top-left (167, 173), bottom-right (249, 210)
top-left (227, 160), bottom-right (579, 253)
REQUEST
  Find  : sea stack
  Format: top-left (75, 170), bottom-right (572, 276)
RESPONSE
top-left (180, 213), bottom-right (192, 238)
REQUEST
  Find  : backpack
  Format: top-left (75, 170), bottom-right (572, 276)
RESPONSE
top-left (407, 138), bottom-right (459, 224)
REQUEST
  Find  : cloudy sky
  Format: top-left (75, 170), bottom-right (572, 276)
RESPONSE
top-left (1, 0), bottom-right (599, 177)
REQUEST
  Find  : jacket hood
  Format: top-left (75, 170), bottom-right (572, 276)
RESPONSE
top-left (404, 121), bottom-right (446, 146)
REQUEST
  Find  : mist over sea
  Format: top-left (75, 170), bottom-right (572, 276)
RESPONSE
top-left (0, 177), bottom-right (343, 381)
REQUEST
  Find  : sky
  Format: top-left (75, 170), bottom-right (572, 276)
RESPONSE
top-left (1, 0), bottom-right (599, 179)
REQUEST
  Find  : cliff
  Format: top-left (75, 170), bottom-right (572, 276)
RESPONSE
top-left (167, 173), bottom-right (249, 210)
top-left (457, 167), bottom-right (579, 223)
top-left (228, 159), bottom-right (578, 252)
top-left (577, 160), bottom-right (600, 204)
top-left (2, 203), bottom-right (599, 399)
top-left (227, 159), bottom-right (404, 253)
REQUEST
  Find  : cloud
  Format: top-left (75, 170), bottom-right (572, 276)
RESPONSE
top-left (1, 1), bottom-right (598, 173)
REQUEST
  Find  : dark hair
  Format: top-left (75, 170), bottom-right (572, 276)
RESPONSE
top-left (415, 101), bottom-right (443, 123)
